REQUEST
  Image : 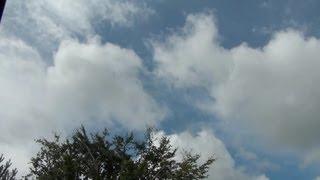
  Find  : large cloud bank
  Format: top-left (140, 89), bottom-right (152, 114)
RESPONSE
top-left (0, 36), bottom-right (165, 172)
top-left (153, 12), bottom-right (320, 157)
top-left (0, 0), bottom-right (159, 173)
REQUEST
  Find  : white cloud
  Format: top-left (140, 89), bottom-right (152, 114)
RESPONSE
top-left (46, 38), bottom-right (164, 130)
top-left (153, 12), bottom-right (320, 152)
top-left (0, 35), bottom-right (164, 137)
top-left (213, 31), bottom-right (320, 149)
top-left (0, 36), bottom-right (47, 142)
top-left (153, 13), bottom-right (232, 88)
top-left (154, 130), bottom-right (268, 180)
top-left (0, 1), bottom-right (158, 175)
top-left (1, 0), bottom-right (153, 57)
top-left (0, 36), bottom-right (165, 175)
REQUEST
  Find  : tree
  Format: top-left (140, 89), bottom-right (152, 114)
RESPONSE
top-left (0, 154), bottom-right (17, 180)
top-left (29, 127), bottom-right (215, 179)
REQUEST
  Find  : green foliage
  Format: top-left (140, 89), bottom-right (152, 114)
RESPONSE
top-left (0, 154), bottom-right (17, 180)
top-left (29, 126), bottom-right (215, 179)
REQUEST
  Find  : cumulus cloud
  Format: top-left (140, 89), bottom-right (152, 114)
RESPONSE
top-left (1, 0), bottom-right (153, 57)
top-left (0, 37), bottom-right (164, 174)
top-left (214, 31), bottom-right (320, 149)
top-left (153, 13), bottom-right (232, 88)
top-left (0, 36), bottom-right (46, 142)
top-left (153, 12), bottom-right (320, 151)
top-left (46, 38), bottom-right (164, 130)
top-left (154, 130), bottom-right (268, 180)
top-left (0, 0), bottom-right (159, 174)
top-left (0, 35), bottom-right (164, 136)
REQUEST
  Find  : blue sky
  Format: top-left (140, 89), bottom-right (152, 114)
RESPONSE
top-left (1, 0), bottom-right (320, 179)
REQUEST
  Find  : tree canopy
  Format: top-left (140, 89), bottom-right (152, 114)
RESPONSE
top-left (0, 154), bottom-right (17, 180)
top-left (1, 127), bottom-right (215, 179)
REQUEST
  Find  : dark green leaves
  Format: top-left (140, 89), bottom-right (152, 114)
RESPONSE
top-left (29, 126), bottom-right (215, 179)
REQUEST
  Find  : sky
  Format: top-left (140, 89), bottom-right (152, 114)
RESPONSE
top-left (1, 0), bottom-right (320, 179)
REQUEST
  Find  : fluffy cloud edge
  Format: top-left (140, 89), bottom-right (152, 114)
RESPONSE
top-left (0, 36), bottom-right (167, 175)
top-left (152, 12), bottom-right (320, 151)
top-left (153, 129), bottom-right (269, 180)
